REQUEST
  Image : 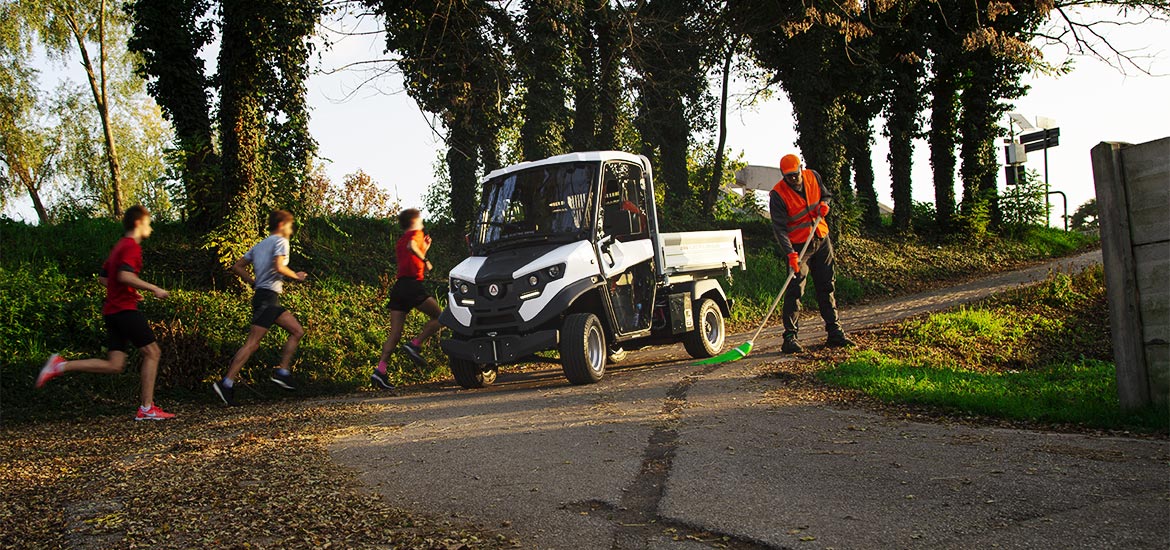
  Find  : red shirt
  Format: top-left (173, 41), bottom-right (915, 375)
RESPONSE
top-left (101, 237), bottom-right (143, 315)
top-left (396, 229), bottom-right (427, 280)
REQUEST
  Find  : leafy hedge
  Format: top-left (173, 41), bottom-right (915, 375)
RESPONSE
top-left (0, 218), bottom-right (447, 422)
top-left (0, 217), bottom-right (1096, 422)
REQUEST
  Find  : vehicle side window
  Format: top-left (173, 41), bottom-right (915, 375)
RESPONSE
top-left (601, 162), bottom-right (648, 241)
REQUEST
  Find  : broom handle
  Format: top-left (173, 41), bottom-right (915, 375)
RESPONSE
top-left (749, 214), bottom-right (824, 343)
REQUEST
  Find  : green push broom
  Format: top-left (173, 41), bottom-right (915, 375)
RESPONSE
top-left (694, 214), bottom-right (823, 366)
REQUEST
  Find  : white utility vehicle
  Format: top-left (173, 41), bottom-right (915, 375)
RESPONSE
top-left (439, 151), bottom-right (746, 388)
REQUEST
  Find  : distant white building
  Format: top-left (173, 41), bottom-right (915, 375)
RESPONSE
top-left (731, 165), bottom-right (893, 219)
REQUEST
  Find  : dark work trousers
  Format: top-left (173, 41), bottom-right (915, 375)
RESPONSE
top-left (782, 235), bottom-right (841, 335)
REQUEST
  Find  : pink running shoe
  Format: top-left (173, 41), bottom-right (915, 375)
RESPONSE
top-left (35, 354), bottom-right (66, 388)
top-left (135, 404), bottom-right (176, 421)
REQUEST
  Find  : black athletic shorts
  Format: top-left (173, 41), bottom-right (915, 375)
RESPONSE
top-left (251, 288), bottom-right (287, 329)
top-left (103, 310), bottom-right (156, 353)
top-left (387, 278), bottom-right (430, 312)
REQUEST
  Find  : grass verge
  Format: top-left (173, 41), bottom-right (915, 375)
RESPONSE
top-left (816, 265), bottom-right (1167, 432)
top-left (0, 400), bottom-right (515, 549)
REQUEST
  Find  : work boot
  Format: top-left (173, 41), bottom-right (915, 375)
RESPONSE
top-left (826, 330), bottom-right (855, 348)
top-left (781, 331), bottom-right (803, 354)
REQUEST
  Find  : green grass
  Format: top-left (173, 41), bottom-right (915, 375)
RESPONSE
top-left (822, 351), bottom-right (1166, 430)
top-left (818, 266), bottom-right (1168, 432)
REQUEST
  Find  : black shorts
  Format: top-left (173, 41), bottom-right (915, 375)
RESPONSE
top-left (251, 288), bottom-right (287, 329)
top-left (388, 278), bottom-right (430, 312)
top-left (103, 310), bottom-right (156, 353)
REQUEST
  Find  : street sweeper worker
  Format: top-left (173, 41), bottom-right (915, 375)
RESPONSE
top-left (769, 154), bottom-right (855, 353)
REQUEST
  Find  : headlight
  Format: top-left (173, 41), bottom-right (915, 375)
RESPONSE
top-left (545, 263), bottom-right (565, 280)
top-left (450, 278), bottom-right (472, 296)
top-left (517, 264), bottom-right (567, 301)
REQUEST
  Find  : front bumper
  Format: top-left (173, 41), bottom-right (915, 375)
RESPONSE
top-left (440, 329), bottom-right (559, 365)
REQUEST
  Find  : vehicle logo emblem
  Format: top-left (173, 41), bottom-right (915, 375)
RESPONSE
top-left (488, 283), bottom-right (500, 297)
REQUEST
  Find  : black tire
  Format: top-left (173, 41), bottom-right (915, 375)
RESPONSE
top-left (683, 298), bottom-right (726, 359)
top-left (560, 313), bottom-right (607, 385)
top-left (450, 358), bottom-right (497, 389)
top-left (607, 347), bottom-right (627, 364)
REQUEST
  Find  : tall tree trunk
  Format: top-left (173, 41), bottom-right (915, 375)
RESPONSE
top-left (703, 34), bottom-right (740, 217)
top-left (852, 138), bottom-right (879, 229)
top-left (25, 181), bottom-right (50, 224)
top-left (127, 0), bottom-right (219, 229)
top-left (959, 59), bottom-right (1001, 229)
top-left (447, 117), bottom-right (480, 230)
top-left (520, 0), bottom-right (570, 160)
top-left (571, 0), bottom-right (598, 151)
top-left (929, 61), bottom-right (959, 233)
top-left (659, 93), bottom-right (691, 218)
top-left (218, 0), bottom-right (265, 237)
top-left (13, 161), bottom-right (50, 224)
top-left (885, 64), bottom-right (921, 232)
top-left (594, 0), bottom-right (619, 150)
top-left (65, 4), bottom-right (124, 218)
top-left (790, 92), bottom-right (847, 235)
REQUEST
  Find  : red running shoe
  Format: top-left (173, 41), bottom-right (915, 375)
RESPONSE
top-left (135, 404), bottom-right (176, 421)
top-left (35, 354), bottom-right (66, 388)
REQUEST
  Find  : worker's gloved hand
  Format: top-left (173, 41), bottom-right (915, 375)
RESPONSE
top-left (787, 252), bottom-right (800, 274)
top-left (816, 202), bottom-right (830, 218)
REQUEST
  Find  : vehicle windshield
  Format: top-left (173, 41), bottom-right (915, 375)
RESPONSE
top-left (471, 162), bottom-right (597, 252)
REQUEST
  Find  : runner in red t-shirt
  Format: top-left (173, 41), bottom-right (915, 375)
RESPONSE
top-left (35, 205), bottom-right (176, 420)
top-left (371, 208), bottom-right (442, 390)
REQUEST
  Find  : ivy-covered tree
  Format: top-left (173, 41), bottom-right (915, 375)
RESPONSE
top-left (630, 0), bottom-right (713, 221)
top-left (519, 0), bottom-right (573, 160)
top-left (129, 0), bottom-right (321, 246)
top-left (366, 0), bottom-right (512, 229)
top-left (127, 0), bottom-right (218, 228)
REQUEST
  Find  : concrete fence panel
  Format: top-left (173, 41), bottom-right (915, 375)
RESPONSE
top-left (1090, 137), bottom-right (1170, 409)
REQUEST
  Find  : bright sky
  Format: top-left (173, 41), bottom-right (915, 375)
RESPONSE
top-left (8, 7), bottom-right (1168, 227)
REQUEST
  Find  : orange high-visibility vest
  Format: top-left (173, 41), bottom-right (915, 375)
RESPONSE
top-left (772, 169), bottom-right (829, 243)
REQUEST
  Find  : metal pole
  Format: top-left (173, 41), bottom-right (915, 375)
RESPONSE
top-left (1043, 129), bottom-right (1051, 227)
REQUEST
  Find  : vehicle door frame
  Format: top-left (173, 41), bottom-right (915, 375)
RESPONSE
top-left (593, 159), bottom-right (656, 341)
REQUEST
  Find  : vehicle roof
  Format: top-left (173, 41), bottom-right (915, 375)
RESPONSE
top-left (482, 151), bottom-right (648, 182)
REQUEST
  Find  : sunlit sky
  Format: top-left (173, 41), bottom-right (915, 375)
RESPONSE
top-left (9, 7), bottom-right (1169, 227)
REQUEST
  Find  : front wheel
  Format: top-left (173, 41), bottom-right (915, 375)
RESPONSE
top-left (560, 313), bottom-right (607, 385)
top-left (683, 298), bottom-right (726, 359)
top-left (450, 358), bottom-right (497, 389)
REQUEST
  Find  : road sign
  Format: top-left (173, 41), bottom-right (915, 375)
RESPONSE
top-left (1005, 164), bottom-right (1026, 185)
top-left (1020, 127), bottom-right (1060, 144)
top-left (1025, 135), bottom-right (1060, 152)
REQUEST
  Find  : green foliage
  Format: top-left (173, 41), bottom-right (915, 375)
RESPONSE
top-left (1070, 198), bottom-right (1099, 232)
top-left (0, 217), bottom-right (455, 421)
top-left (821, 352), bottom-right (1166, 430)
top-left (1000, 168), bottom-right (1047, 230)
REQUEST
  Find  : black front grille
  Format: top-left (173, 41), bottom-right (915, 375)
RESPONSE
top-left (478, 281), bottom-right (513, 300)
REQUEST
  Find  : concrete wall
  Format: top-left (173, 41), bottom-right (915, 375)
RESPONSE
top-left (1091, 137), bottom-right (1170, 409)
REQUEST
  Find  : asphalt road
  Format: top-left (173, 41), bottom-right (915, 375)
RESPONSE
top-left (332, 250), bottom-right (1170, 549)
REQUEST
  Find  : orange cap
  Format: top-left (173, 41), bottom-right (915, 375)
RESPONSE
top-left (780, 154), bottom-right (801, 175)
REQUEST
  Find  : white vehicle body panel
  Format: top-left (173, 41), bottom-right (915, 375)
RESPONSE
top-left (514, 241), bottom-right (600, 322)
top-left (659, 230), bottom-right (746, 276)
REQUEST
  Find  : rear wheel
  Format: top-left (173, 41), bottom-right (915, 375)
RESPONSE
top-left (683, 298), bottom-right (726, 359)
top-left (450, 358), bottom-right (497, 389)
top-left (560, 313), bottom-right (606, 385)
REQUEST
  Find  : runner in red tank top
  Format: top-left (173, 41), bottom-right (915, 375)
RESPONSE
top-left (371, 209), bottom-right (443, 390)
top-left (35, 205), bottom-right (176, 420)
